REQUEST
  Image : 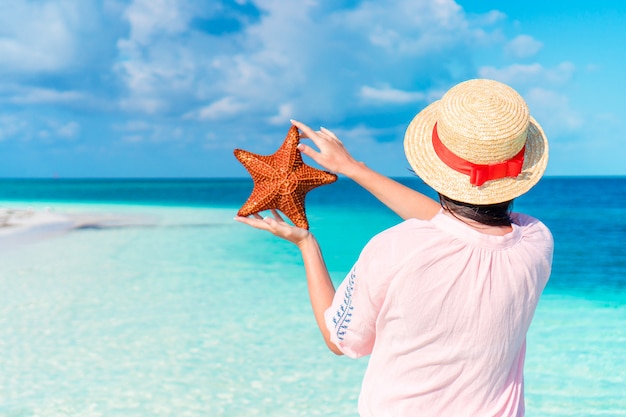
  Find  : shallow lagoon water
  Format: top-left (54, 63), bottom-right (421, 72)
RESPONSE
top-left (0, 178), bottom-right (625, 416)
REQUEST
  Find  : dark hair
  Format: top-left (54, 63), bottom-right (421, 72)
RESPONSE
top-left (439, 194), bottom-right (513, 227)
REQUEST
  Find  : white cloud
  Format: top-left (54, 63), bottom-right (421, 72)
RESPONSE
top-left (0, 116), bottom-right (80, 142)
top-left (37, 121), bottom-right (81, 141)
top-left (330, 124), bottom-right (398, 144)
top-left (57, 121), bottom-right (81, 139)
top-left (112, 0), bottom-right (504, 128)
top-left (119, 123), bottom-right (186, 144)
top-left (114, 0), bottom-right (221, 114)
top-left (107, 0), bottom-right (590, 166)
top-left (1, 1), bottom-right (621, 176)
top-left (268, 103), bottom-right (295, 126)
top-left (525, 87), bottom-right (583, 138)
top-left (360, 85), bottom-right (426, 104)
top-left (123, 134), bottom-right (144, 143)
top-left (185, 97), bottom-right (248, 120)
top-left (341, 0), bottom-right (469, 55)
top-left (0, 0), bottom-right (125, 125)
top-left (472, 10), bottom-right (507, 26)
top-left (478, 62), bottom-right (575, 86)
top-left (6, 87), bottom-right (84, 105)
top-left (119, 95), bottom-right (169, 114)
top-left (0, 115), bottom-right (28, 142)
top-left (115, 120), bottom-right (153, 132)
top-left (505, 34), bottom-right (543, 58)
top-left (121, 0), bottom-right (194, 46)
top-left (0, 1), bottom-right (92, 75)
top-left (113, 118), bottom-right (190, 144)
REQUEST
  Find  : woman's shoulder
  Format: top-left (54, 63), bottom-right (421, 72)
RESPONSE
top-left (356, 218), bottom-right (444, 273)
top-left (362, 217), bottom-right (443, 254)
top-left (511, 212), bottom-right (554, 250)
top-left (512, 212), bottom-right (552, 235)
top-left (375, 217), bottom-right (439, 238)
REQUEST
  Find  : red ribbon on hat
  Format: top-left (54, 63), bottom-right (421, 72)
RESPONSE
top-left (432, 123), bottom-right (525, 187)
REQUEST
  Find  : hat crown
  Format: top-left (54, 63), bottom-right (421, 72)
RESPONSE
top-left (436, 79), bottom-right (529, 165)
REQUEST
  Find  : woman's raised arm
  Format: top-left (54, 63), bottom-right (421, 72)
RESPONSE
top-left (292, 119), bottom-right (440, 221)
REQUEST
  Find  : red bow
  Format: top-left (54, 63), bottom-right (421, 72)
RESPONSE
top-left (431, 123), bottom-right (525, 187)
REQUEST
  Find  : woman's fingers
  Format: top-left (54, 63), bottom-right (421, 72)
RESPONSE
top-left (236, 210), bottom-right (310, 245)
top-left (235, 211), bottom-right (288, 230)
top-left (320, 127), bottom-right (343, 144)
top-left (292, 119), bottom-right (342, 150)
top-left (291, 118), bottom-right (356, 176)
top-left (315, 130), bottom-right (336, 143)
top-left (297, 143), bottom-right (322, 162)
top-left (234, 215), bottom-right (271, 231)
top-left (270, 209), bottom-right (285, 223)
top-left (291, 119), bottom-right (325, 148)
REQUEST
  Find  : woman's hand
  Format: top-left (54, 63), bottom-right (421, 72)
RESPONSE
top-left (234, 209), bottom-right (311, 247)
top-left (290, 119), bottom-right (363, 178)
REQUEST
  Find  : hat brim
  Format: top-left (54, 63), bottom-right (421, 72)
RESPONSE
top-left (404, 101), bottom-right (549, 205)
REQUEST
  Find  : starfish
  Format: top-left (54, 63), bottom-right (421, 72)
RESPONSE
top-left (234, 126), bottom-right (337, 229)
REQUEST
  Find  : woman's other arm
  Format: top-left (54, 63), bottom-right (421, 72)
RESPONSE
top-left (234, 211), bottom-right (343, 355)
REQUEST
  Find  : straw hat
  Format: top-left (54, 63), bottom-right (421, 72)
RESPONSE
top-left (404, 79), bottom-right (548, 205)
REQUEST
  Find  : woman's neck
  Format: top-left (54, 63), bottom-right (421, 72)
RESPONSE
top-left (442, 210), bottom-right (513, 236)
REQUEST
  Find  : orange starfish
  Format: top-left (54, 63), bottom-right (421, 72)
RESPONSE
top-left (234, 126), bottom-right (337, 229)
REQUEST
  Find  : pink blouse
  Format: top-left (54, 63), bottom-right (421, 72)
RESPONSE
top-left (325, 210), bottom-right (553, 417)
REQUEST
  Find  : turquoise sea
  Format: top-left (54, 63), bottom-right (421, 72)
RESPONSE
top-left (0, 177), bottom-right (625, 417)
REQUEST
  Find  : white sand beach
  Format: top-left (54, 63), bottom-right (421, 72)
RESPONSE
top-left (0, 207), bottom-right (77, 243)
top-left (0, 205), bottom-right (167, 250)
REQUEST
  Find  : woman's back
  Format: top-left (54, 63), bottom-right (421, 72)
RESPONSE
top-left (326, 211), bottom-right (553, 416)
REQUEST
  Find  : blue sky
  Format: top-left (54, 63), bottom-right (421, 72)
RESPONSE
top-left (0, 0), bottom-right (624, 178)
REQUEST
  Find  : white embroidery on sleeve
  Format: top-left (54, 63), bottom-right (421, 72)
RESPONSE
top-left (332, 270), bottom-right (355, 341)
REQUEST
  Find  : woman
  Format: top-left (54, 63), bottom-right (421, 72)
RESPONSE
top-left (236, 79), bottom-right (553, 416)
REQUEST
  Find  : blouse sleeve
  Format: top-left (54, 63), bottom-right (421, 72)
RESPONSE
top-left (323, 233), bottom-right (395, 358)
